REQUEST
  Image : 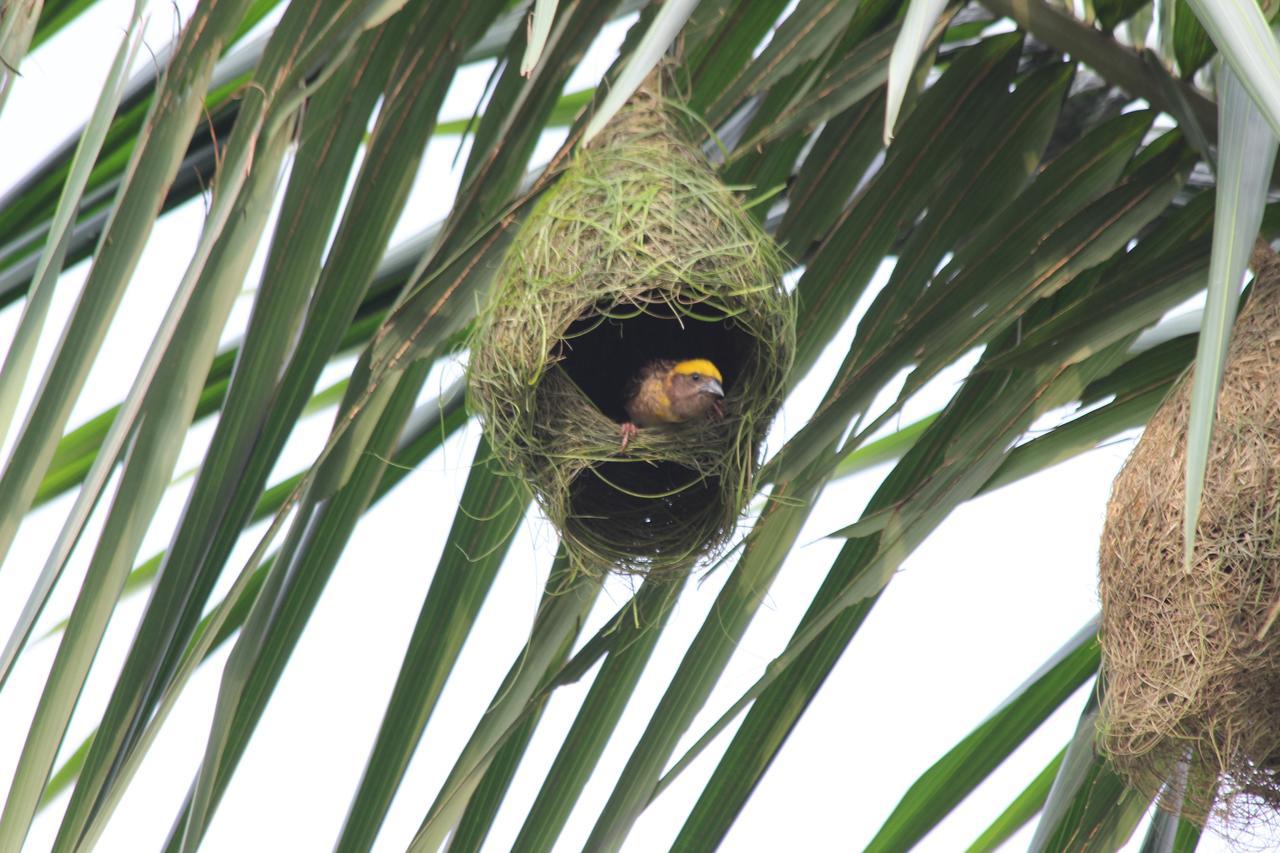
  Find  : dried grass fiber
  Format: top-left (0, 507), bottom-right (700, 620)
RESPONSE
top-left (1099, 242), bottom-right (1280, 828)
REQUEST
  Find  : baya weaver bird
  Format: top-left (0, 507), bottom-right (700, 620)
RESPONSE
top-left (619, 358), bottom-right (726, 450)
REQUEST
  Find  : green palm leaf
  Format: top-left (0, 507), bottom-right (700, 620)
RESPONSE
top-left (9, 1), bottom-right (1280, 849)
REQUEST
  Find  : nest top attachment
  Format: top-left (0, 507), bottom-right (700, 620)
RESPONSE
top-left (1098, 244), bottom-right (1280, 833)
top-left (468, 83), bottom-right (794, 579)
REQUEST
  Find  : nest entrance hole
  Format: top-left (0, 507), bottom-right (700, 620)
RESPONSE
top-left (556, 296), bottom-right (755, 423)
top-left (555, 295), bottom-right (752, 566)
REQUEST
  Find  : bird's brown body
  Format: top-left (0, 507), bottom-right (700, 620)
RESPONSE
top-left (619, 358), bottom-right (725, 449)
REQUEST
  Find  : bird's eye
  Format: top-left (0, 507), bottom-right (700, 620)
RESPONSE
top-left (691, 373), bottom-right (700, 380)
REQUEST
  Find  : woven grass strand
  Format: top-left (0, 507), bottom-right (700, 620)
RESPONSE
top-left (1098, 242), bottom-right (1280, 834)
top-left (468, 82), bottom-right (793, 580)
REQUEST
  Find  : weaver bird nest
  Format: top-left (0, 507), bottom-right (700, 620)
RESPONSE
top-left (1099, 243), bottom-right (1280, 830)
top-left (468, 83), bottom-right (793, 579)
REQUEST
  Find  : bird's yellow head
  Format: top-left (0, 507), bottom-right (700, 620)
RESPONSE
top-left (672, 359), bottom-right (723, 383)
top-left (624, 358), bottom-right (726, 428)
top-left (665, 358), bottom-right (725, 422)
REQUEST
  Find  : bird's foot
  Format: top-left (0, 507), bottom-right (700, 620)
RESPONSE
top-left (619, 422), bottom-right (639, 451)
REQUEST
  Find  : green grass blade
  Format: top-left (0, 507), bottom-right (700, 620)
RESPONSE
top-left (0, 0), bottom-right (145, 451)
top-left (436, 87), bottom-right (592, 136)
top-left (448, 702), bottom-right (543, 853)
top-left (1173, 0), bottom-right (1216, 76)
top-left (1029, 691), bottom-right (1151, 852)
top-left (165, 1), bottom-right (522, 838)
top-left (741, 22), bottom-right (901, 150)
top-left (520, 0), bottom-right (558, 75)
top-left (583, 458), bottom-right (833, 852)
top-left (829, 134), bottom-right (1190, 464)
top-left (763, 33), bottom-right (1029, 479)
top-left (1184, 0), bottom-right (1280, 136)
top-left (34, 374), bottom-right (355, 645)
top-left (61, 0), bottom-right (535, 824)
top-left (884, 0), bottom-right (949, 142)
top-left (47, 13), bottom-right (431, 849)
top-left (0, 0), bottom-right (254, 576)
top-left (775, 88), bottom-right (886, 256)
top-left (0, 0), bottom-right (560, 315)
top-left (0, 56), bottom-right (279, 699)
top-left (37, 731), bottom-right (91, 813)
top-left (368, 0), bottom-right (618, 377)
top-left (780, 30), bottom-right (1023, 387)
top-left (582, 0), bottom-right (698, 143)
top-left (669, 547), bottom-right (879, 849)
top-left (1141, 807), bottom-right (1182, 853)
top-left (683, 0), bottom-right (793, 115)
top-left (4, 106), bottom-right (291, 853)
top-left (980, 384), bottom-right (1167, 494)
top-left (323, 0), bottom-right (615, 481)
top-left (1084, 334), bottom-right (1198, 405)
top-left (448, 16), bottom-right (911, 840)
top-left (455, 0), bottom-right (617, 215)
top-left (55, 13), bottom-right (442, 839)
top-left (31, 0), bottom-right (277, 51)
top-left (0, 4), bottom-right (260, 847)
top-left (832, 413), bottom-right (938, 479)
top-left (893, 140), bottom-right (1192, 421)
top-left (29, 231), bottom-right (419, 516)
top-left (173, 358), bottom-right (431, 852)
top-left (836, 336), bottom-right (1186, 522)
top-left (0, 0), bottom-right (41, 114)
top-left (512, 577), bottom-right (685, 851)
top-left (864, 621), bottom-right (1099, 852)
top-left (664, 324), bottom-right (1079, 842)
top-left (830, 325), bottom-right (1196, 524)
top-left (5, 9), bottom-right (376, 833)
top-left (577, 40), bottom-right (1039, 848)
top-left (858, 59), bottom-right (1072, 356)
top-left (773, 75), bottom-right (1116, 484)
top-left (667, 341), bottom-right (1137, 820)
top-left (1174, 816), bottom-right (1204, 851)
top-left (333, 442), bottom-right (526, 851)
top-left (984, 190), bottom-right (1215, 370)
top-left (1096, 0), bottom-right (1152, 30)
top-left (701, 0), bottom-right (865, 126)
top-left (429, 579), bottom-right (627, 853)
top-left (967, 748), bottom-right (1067, 853)
top-left (328, 4), bottom-right (622, 839)
top-left (669, 326), bottom-right (1102, 846)
top-left (44, 385), bottom-right (465, 841)
top-left (0, 15), bottom-right (269, 311)
top-left (1181, 63), bottom-right (1278, 571)
top-left (408, 557), bottom-right (601, 851)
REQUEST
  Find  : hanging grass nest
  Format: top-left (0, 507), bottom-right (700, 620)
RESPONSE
top-left (468, 81), bottom-right (793, 579)
top-left (1098, 242), bottom-right (1280, 829)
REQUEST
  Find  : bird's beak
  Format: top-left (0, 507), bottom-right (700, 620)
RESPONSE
top-left (703, 378), bottom-right (725, 398)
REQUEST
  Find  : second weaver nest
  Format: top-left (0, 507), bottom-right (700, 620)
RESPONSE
top-left (1098, 243), bottom-right (1280, 832)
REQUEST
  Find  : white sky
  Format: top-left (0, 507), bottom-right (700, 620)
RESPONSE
top-left (0, 2), bottom-right (1235, 852)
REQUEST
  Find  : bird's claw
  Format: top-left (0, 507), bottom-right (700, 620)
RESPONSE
top-left (619, 422), bottom-right (639, 451)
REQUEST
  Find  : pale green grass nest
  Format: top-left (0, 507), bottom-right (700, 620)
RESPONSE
top-left (468, 85), bottom-right (794, 579)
